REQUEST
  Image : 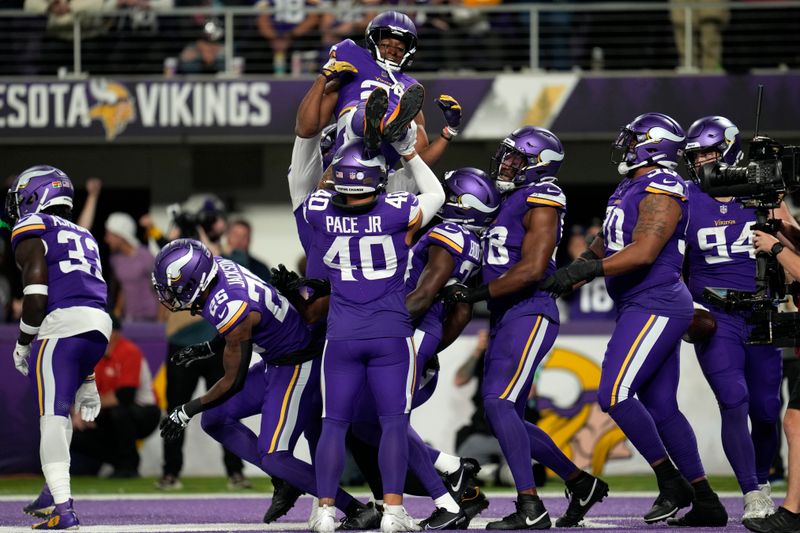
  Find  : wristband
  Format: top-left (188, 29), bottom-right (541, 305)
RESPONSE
top-left (83, 373), bottom-right (96, 383)
top-left (23, 284), bottom-right (48, 296)
top-left (183, 398), bottom-right (203, 418)
top-left (771, 242), bottom-right (785, 257)
top-left (19, 320), bottom-right (40, 336)
top-left (579, 249), bottom-right (600, 261)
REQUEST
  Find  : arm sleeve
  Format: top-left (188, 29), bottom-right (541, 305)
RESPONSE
top-left (289, 134), bottom-right (324, 211)
top-left (402, 155), bottom-right (445, 227)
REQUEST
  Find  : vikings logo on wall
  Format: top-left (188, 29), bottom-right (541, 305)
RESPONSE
top-left (88, 80), bottom-right (136, 141)
top-left (537, 348), bottom-right (632, 475)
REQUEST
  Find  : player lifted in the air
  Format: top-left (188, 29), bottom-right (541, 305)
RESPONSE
top-left (683, 115), bottom-right (799, 519)
top-left (153, 239), bottom-right (374, 526)
top-left (544, 113), bottom-right (727, 526)
top-left (447, 127), bottom-right (608, 529)
top-left (9, 166), bottom-right (113, 530)
top-left (305, 132), bottom-right (445, 532)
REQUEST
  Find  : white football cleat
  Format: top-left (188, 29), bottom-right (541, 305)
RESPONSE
top-left (743, 489), bottom-right (775, 520)
top-left (381, 504), bottom-right (420, 532)
top-left (310, 503), bottom-right (336, 533)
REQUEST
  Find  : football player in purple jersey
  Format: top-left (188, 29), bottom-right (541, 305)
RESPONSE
top-left (152, 239), bottom-right (375, 526)
top-left (7, 166), bottom-right (113, 530)
top-left (304, 134), bottom-right (444, 532)
top-left (544, 113), bottom-right (727, 526)
top-left (683, 115), bottom-right (800, 519)
top-left (447, 127), bottom-right (609, 529)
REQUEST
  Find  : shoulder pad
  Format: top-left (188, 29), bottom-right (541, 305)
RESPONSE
top-left (428, 224), bottom-right (466, 254)
top-left (11, 213), bottom-right (47, 247)
top-left (525, 182), bottom-right (566, 209)
top-left (641, 170), bottom-right (687, 200)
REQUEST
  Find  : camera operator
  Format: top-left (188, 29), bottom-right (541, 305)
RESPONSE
top-left (682, 116), bottom-right (800, 519)
top-left (140, 195), bottom-right (250, 491)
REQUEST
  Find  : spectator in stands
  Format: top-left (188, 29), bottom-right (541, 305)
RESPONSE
top-left (106, 0), bottom-right (175, 74)
top-left (319, 0), bottom-right (378, 52)
top-left (77, 178), bottom-right (102, 231)
top-left (105, 212), bottom-right (160, 322)
top-left (179, 17), bottom-right (226, 73)
top-left (254, 0), bottom-right (320, 74)
top-left (670, 0), bottom-right (729, 71)
top-left (225, 218), bottom-right (271, 282)
top-left (70, 318), bottom-right (161, 478)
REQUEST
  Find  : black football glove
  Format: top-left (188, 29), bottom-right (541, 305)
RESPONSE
top-left (160, 405), bottom-right (191, 441)
top-left (442, 283), bottom-right (490, 305)
top-left (434, 94), bottom-right (462, 137)
top-left (541, 259), bottom-right (604, 297)
top-left (289, 277), bottom-right (331, 299)
top-left (270, 264), bottom-right (301, 296)
top-left (171, 342), bottom-right (214, 367)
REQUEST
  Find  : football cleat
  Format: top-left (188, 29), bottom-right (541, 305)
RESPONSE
top-left (263, 477), bottom-right (304, 523)
top-left (311, 504), bottom-right (337, 533)
top-left (23, 487), bottom-right (55, 519)
top-left (154, 474), bottom-right (183, 491)
top-left (381, 84), bottom-right (424, 143)
top-left (381, 504), bottom-right (420, 532)
top-left (486, 494), bottom-right (551, 530)
top-left (363, 88), bottom-right (389, 155)
top-left (442, 457), bottom-right (481, 503)
top-left (460, 486), bottom-right (489, 525)
top-left (666, 494), bottom-right (728, 527)
top-left (418, 507), bottom-right (467, 530)
top-left (744, 507), bottom-right (800, 533)
top-left (555, 473), bottom-right (609, 527)
top-left (227, 472), bottom-right (253, 490)
top-left (32, 500), bottom-right (79, 530)
top-left (643, 475), bottom-right (693, 523)
top-left (743, 489), bottom-right (776, 520)
top-left (338, 501), bottom-right (382, 530)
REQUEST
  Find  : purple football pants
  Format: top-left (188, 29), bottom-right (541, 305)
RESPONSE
top-left (30, 331), bottom-right (107, 417)
top-left (598, 311), bottom-right (706, 481)
top-left (482, 314), bottom-right (578, 492)
top-left (695, 310), bottom-right (782, 492)
top-left (316, 337), bottom-right (416, 498)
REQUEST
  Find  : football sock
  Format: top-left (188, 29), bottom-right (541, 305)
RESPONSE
top-left (484, 397), bottom-right (535, 491)
top-left (657, 411), bottom-right (705, 482)
top-left (608, 399), bottom-right (668, 465)
top-left (433, 493), bottom-right (461, 513)
top-left (525, 420), bottom-right (577, 480)
top-left (433, 451), bottom-right (461, 475)
top-left (751, 417), bottom-right (779, 485)
top-left (692, 478), bottom-right (716, 502)
top-left (719, 403), bottom-right (759, 493)
top-left (378, 414), bottom-right (410, 495)
top-left (40, 415), bottom-right (71, 505)
top-left (408, 428), bottom-right (448, 499)
top-left (653, 459), bottom-right (681, 483)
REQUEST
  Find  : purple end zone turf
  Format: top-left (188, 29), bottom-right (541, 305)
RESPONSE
top-left (0, 494), bottom-right (767, 531)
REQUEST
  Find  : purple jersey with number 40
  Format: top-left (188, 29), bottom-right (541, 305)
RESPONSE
top-left (11, 213), bottom-right (107, 313)
top-left (305, 189), bottom-right (420, 340)
top-left (201, 257), bottom-right (312, 361)
top-left (602, 169), bottom-right (693, 318)
top-left (406, 222), bottom-right (482, 337)
top-left (481, 180), bottom-right (565, 325)
top-left (684, 181), bottom-right (757, 302)
top-left (329, 39), bottom-right (418, 120)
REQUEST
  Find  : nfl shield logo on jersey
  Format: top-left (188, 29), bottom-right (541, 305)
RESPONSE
top-left (720, 205), bottom-right (728, 214)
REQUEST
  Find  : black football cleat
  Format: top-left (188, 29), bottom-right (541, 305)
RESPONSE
top-left (643, 476), bottom-right (694, 524)
top-left (263, 477), bottom-right (303, 523)
top-left (419, 507), bottom-right (468, 530)
top-left (555, 473), bottom-right (609, 527)
top-left (443, 457), bottom-right (481, 503)
top-left (486, 494), bottom-right (551, 530)
top-left (381, 83), bottom-right (425, 143)
top-left (666, 494), bottom-right (728, 527)
top-left (743, 507), bottom-right (800, 533)
top-left (461, 486), bottom-right (490, 525)
top-left (337, 501), bottom-right (382, 530)
top-left (363, 88), bottom-right (389, 155)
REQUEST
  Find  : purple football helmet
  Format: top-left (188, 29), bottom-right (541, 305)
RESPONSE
top-left (439, 167), bottom-right (501, 231)
top-left (320, 123), bottom-right (338, 170)
top-left (365, 11), bottom-right (417, 72)
top-left (152, 238), bottom-right (218, 312)
top-left (612, 112), bottom-right (686, 176)
top-left (684, 115), bottom-right (743, 182)
top-left (331, 138), bottom-right (387, 194)
top-left (490, 126), bottom-right (565, 193)
top-left (5, 165), bottom-right (75, 223)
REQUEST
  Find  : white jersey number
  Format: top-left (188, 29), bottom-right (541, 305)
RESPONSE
top-left (485, 226), bottom-right (510, 266)
top-left (696, 222), bottom-right (755, 264)
top-left (324, 235), bottom-right (398, 281)
top-left (57, 230), bottom-right (103, 280)
top-left (603, 206), bottom-right (626, 251)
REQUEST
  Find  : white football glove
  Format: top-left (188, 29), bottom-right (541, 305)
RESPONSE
top-left (13, 342), bottom-right (31, 376)
top-left (75, 379), bottom-right (101, 422)
top-left (390, 120), bottom-right (418, 157)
